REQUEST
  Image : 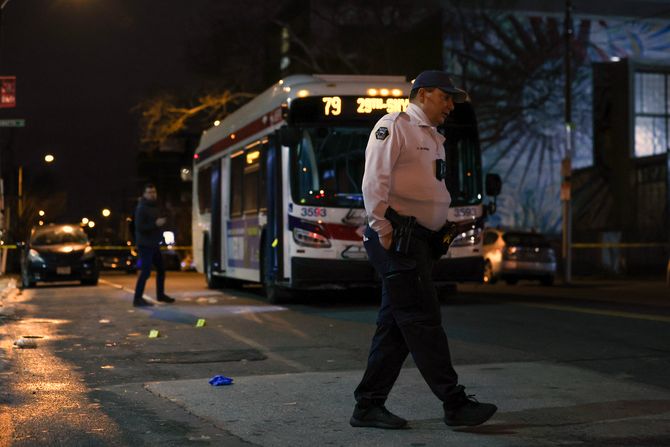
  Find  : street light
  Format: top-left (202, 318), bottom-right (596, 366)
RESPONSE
top-left (81, 217), bottom-right (89, 225)
top-left (18, 156), bottom-right (55, 217)
top-left (38, 210), bottom-right (45, 217)
top-left (87, 220), bottom-right (95, 228)
top-left (101, 208), bottom-right (111, 217)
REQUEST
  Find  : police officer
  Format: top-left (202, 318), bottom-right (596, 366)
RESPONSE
top-left (350, 71), bottom-right (497, 429)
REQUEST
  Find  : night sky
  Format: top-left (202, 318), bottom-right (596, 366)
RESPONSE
top-left (0, 0), bottom-right (221, 224)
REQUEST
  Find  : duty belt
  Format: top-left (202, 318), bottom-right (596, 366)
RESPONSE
top-left (410, 223), bottom-right (436, 242)
top-left (384, 207), bottom-right (436, 254)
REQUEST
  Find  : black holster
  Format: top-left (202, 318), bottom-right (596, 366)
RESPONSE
top-left (384, 207), bottom-right (417, 255)
top-left (431, 217), bottom-right (483, 259)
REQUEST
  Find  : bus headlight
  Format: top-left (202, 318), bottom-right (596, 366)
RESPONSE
top-left (450, 227), bottom-right (482, 247)
top-left (293, 227), bottom-right (332, 248)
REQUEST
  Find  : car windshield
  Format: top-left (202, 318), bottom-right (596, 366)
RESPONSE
top-left (31, 226), bottom-right (88, 245)
top-left (290, 126), bottom-right (369, 208)
top-left (503, 233), bottom-right (550, 247)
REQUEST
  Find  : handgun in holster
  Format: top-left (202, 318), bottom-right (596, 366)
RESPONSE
top-left (384, 207), bottom-right (416, 255)
top-left (432, 217), bottom-right (483, 259)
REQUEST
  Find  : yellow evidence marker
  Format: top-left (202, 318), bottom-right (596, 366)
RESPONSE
top-left (196, 318), bottom-right (206, 328)
top-left (148, 329), bottom-right (160, 338)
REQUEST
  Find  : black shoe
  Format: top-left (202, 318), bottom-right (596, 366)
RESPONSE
top-left (350, 404), bottom-right (408, 429)
top-left (157, 295), bottom-right (175, 303)
top-left (133, 299), bottom-right (154, 307)
top-left (444, 385), bottom-right (497, 427)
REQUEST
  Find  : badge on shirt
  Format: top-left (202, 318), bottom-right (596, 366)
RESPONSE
top-left (375, 127), bottom-right (389, 140)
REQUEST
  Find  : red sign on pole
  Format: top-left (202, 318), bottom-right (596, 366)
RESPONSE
top-left (0, 76), bottom-right (16, 108)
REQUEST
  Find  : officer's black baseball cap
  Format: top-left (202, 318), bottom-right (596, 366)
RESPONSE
top-left (411, 70), bottom-right (468, 103)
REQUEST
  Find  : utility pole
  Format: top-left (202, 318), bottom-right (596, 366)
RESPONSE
top-left (561, 0), bottom-right (573, 284)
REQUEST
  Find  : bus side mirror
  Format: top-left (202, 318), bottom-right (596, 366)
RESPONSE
top-left (485, 173), bottom-right (502, 197)
top-left (278, 126), bottom-right (300, 147)
top-left (484, 173), bottom-right (502, 216)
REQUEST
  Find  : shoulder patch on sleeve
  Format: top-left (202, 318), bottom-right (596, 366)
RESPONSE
top-left (375, 127), bottom-right (389, 140)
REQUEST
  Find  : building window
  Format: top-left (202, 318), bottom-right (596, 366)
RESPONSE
top-left (634, 72), bottom-right (669, 158)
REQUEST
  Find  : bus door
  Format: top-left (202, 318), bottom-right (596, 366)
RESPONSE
top-left (210, 159), bottom-right (223, 274)
top-left (225, 145), bottom-right (267, 281)
top-left (263, 136), bottom-right (283, 284)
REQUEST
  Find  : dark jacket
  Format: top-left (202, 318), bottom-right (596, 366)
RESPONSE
top-left (134, 198), bottom-right (163, 247)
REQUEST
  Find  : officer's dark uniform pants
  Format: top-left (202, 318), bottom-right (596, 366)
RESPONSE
top-left (133, 245), bottom-right (165, 301)
top-left (354, 225), bottom-right (459, 406)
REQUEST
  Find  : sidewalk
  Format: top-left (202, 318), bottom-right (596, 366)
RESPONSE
top-left (145, 361), bottom-right (670, 447)
top-left (0, 275), bottom-right (18, 319)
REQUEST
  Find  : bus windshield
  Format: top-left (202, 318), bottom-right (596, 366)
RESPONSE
top-left (444, 134), bottom-right (483, 206)
top-left (441, 102), bottom-right (483, 206)
top-left (290, 126), bottom-right (369, 208)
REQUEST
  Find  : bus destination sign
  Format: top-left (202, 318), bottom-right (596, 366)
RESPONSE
top-left (289, 96), bottom-right (409, 124)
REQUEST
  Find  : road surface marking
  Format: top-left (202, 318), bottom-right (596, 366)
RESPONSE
top-left (218, 327), bottom-right (306, 371)
top-left (99, 278), bottom-right (156, 303)
top-left (516, 302), bottom-right (670, 323)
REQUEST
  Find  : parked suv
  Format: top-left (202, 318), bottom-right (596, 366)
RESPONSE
top-left (482, 228), bottom-right (556, 286)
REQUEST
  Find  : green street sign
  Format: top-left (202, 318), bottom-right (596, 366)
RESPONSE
top-left (0, 119), bottom-right (25, 127)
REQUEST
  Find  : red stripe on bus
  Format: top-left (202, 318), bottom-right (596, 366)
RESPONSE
top-left (322, 223), bottom-right (363, 242)
top-left (196, 106), bottom-right (284, 163)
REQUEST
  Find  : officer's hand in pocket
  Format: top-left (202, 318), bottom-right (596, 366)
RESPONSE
top-left (380, 232), bottom-right (393, 250)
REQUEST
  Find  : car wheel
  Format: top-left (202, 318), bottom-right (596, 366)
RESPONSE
top-left (483, 261), bottom-right (497, 284)
top-left (21, 271), bottom-right (35, 289)
top-left (505, 277), bottom-right (518, 285)
top-left (81, 278), bottom-right (99, 286)
top-left (540, 275), bottom-right (554, 286)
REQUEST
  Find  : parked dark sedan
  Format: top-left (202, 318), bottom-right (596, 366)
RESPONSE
top-left (21, 224), bottom-right (99, 287)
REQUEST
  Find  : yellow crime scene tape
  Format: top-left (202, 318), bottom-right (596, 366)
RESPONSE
top-left (572, 242), bottom-right (669, 249)
top-left (0, 245), bottom-right (193, 250)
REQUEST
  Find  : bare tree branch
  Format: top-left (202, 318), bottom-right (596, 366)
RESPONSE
top-left (134, 91), bottom-right (254, 148)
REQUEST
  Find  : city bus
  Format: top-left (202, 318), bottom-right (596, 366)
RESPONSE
top-left (192, 74), bottom-right (498, 302)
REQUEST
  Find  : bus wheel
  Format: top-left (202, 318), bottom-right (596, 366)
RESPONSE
top-left (265, 282), bottom-right (291, 304)
top-left (437, 283), bottom-right (457, 303)
top-left (260, 242), bottom-right (291, 303)
top-left (483, 261), bottom-right (497, 284)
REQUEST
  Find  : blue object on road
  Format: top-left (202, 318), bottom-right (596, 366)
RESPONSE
top-left (209, 375), bottom-right (234, 386)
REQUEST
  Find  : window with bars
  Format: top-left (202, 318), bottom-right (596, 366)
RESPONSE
top-left (634, 71), bottom-right (669, 158)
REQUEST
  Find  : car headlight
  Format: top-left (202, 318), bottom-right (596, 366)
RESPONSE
top-left (28, 248), bottom-right (45, 263)
top-left (81, 246), bottom-right (95, 260)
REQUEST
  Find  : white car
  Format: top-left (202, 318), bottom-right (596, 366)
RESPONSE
top-left (482, 228), bottom-right (556, 286)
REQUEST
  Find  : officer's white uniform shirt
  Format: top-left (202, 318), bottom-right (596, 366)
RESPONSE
top-left (362, 102), bottom-right (451, 236)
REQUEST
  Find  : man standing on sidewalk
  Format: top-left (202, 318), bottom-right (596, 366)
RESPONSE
top-left (133, 184), bottom-right (175, 307)
top-left (350, 71), bottom-right (496, 429)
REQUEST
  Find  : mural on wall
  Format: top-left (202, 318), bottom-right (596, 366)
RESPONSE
top-left (443, 8), bottom-right (670, 233)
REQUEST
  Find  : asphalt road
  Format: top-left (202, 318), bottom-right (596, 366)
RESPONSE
top-left (0, 272), bottom-right (669, 446)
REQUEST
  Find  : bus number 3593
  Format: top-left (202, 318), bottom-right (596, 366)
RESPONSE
top-left (300, 207), bottom-right (327, 218)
